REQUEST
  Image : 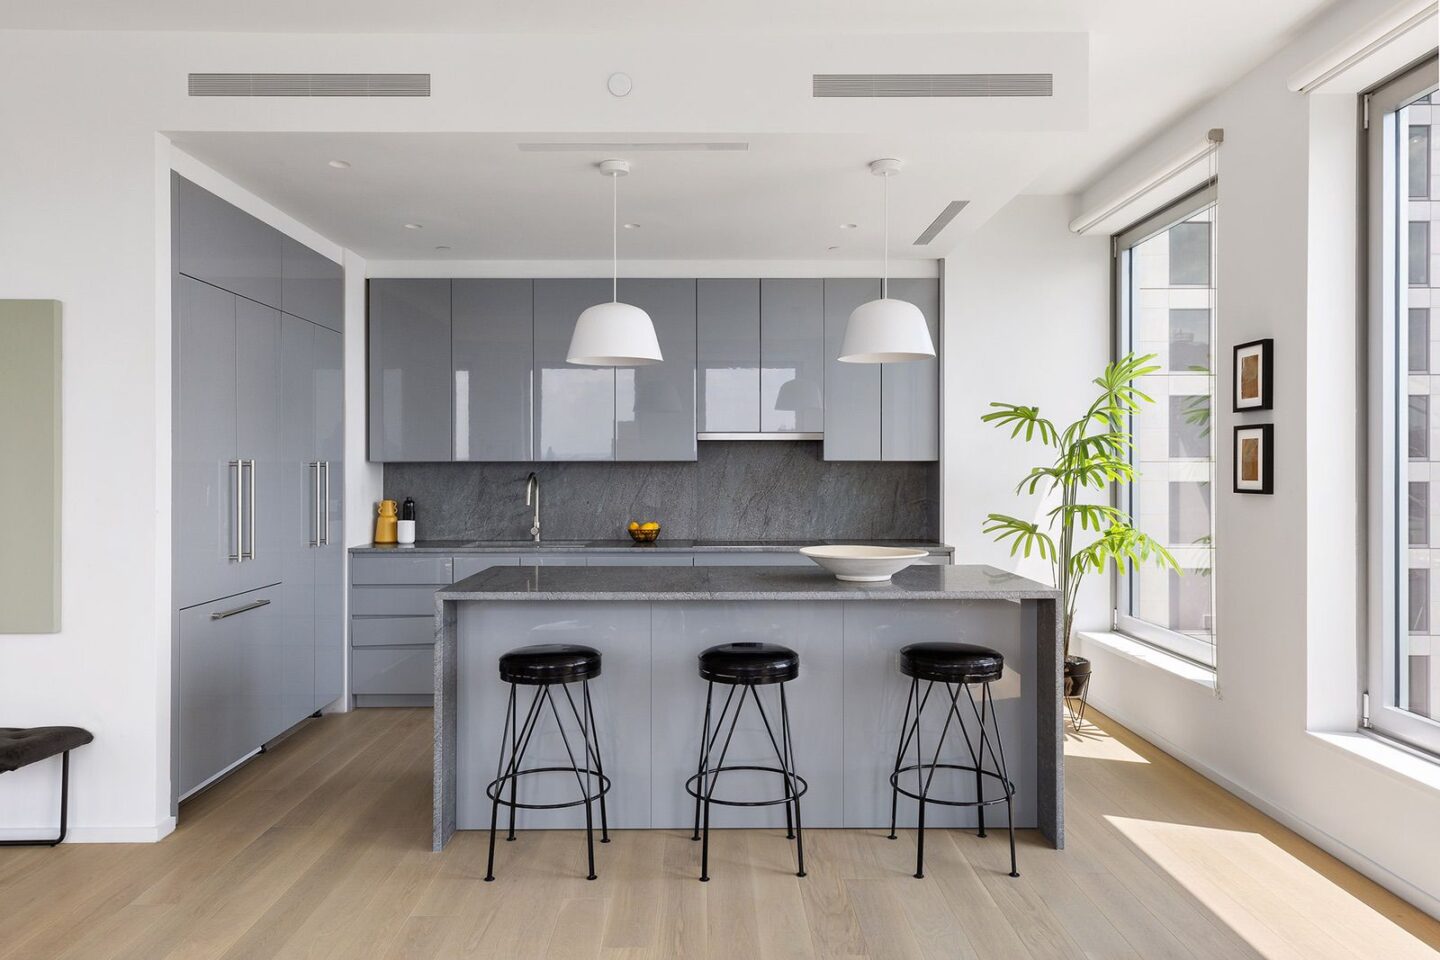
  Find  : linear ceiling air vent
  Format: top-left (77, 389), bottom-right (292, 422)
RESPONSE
top-left (813, 73), bottom-right (1052, 98)
top-left (188, 73), bottom-right (431, 97)
top-left (518, 141), bottom-right (750, 153)
top-left (914, 201), bottom-right (970, 245)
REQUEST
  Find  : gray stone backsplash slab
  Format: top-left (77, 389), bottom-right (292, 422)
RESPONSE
top-left (384, 440), bottom-right (938, 542)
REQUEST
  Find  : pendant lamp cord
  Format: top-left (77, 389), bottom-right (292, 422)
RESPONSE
top-left (611, 171), bottom-right (618, 303)
top-left (882, 171), bottom-right (890, 300)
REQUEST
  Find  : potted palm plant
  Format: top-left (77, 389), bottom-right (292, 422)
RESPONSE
top-left (981, 353), bottom-right (1179, 711)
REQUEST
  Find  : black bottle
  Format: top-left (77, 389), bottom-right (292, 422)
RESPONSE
top-left (401, 497), bottom-right (416, 522)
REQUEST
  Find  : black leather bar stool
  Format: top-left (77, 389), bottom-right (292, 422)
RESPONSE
top-left (686, 642), bottom-right (807, 882)
top-left (484, 643), bottom-right (610, 882)
top-left (887, 641), bottom-right (1019, 880)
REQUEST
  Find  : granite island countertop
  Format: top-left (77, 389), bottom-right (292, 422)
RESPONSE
top-left (436, 563), bottom-right (1054, 602)
top-left (354, 538), bottom-right (953, 555)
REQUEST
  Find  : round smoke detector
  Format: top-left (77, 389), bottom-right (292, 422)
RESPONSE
top-left (607, 73), bottom-right (633, 97)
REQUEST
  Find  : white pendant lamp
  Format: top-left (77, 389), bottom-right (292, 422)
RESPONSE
top-left (567, 159), bottom-right (663, 366)
top-left (838, 158), bottom-right (937, 364)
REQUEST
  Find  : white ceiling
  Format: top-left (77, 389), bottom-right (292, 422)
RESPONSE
top-left (13, 0), bottom-right (1340, 258)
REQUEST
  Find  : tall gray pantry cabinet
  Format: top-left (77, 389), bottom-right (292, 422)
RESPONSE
top-left (172, 174), bottom-right (345, 800)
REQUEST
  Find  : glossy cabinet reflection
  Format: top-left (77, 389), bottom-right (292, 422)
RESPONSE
top-left (534, 279), bottom-right (615, 461)
top-left (615, 279), bottom-right (697, 461)
top-left (369, 279), bottom-right (453, 462)
top-left (881, 279), bottom-right (940, 461)
top-left (760, 279), bottom-right (824, 433)
top-left (822, 278), bottom-right (882, 460)
top-left (453, 279), bottom-right (534, 462)
top-left (697, 279), bottom-right (761, 432)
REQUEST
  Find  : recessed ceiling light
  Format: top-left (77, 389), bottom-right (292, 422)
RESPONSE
top-left (435, 245), bottom-right (451, 251)
top-left (404, 223), bottom-right (423, 230)
top-left (623, 223), bottom-right (641, 230)
top-left (828, 245), bottom-right (840, 251)
top-left (840, 223), bottom-right (858, 230)
top-left (327, 159), bottom-right (351, 169)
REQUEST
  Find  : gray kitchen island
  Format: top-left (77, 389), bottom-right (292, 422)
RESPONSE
top-left (433, 564), bottom-right (1063, 852)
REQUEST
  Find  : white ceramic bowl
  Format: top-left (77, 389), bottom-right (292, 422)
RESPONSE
top-left (799, 545), bottom-right (929, 582)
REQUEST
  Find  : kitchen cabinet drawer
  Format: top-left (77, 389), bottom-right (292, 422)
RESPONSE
top-left (693, 552), bottom-right (817, 567)
top-left (352, 646), bottom-right (434, 696)
top-left (351, 616), bottom-right (435, 647)
top-left (586, 554), bottom-right (696, 567)
top-left (453, 555), bottom-right (523, 580)
top-left (351, 555), bottom-right (454, 585)
top-left (350, 585), bottom-right (443, 617)
top-left (523, 554), bottom-right (590, 566)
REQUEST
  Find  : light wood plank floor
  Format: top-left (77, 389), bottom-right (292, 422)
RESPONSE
top-left (2, 707), bottom-right (1438, 959)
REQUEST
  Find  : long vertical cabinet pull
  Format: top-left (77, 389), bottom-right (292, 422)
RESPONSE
top-left (244, 459), bottom-right (257, 560)
top-left (229, 460), bottom-right (243, 562)
top-left (321, 461), bottom-right (331, 546)
top-left (310, 461), bottom-right (321, 547)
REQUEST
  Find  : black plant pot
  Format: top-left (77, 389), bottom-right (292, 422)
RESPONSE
top-left (1063, 655), bottom-right (1092, 699)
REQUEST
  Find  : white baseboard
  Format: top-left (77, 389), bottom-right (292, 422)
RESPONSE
top-left (1089, 693), bottom-right (1440, 921)
top-left (0, 816), bottom-right (176, 844)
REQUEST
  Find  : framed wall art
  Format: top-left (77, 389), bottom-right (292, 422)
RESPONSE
top-left (1234, 423), bottom-right (1274, 495)
top-left (1233, 338), bottom-right (1273, 412)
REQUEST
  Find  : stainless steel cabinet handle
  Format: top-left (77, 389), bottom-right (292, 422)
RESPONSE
top-left (210, 597), bottom-right (271, 620)
top-left (229, 460), bottom-right (242, 562)
top-left (244, 459), bottom-right (257, 560)
top-left (321, 461), bottom-right (331, 546)
top-left (310, 461), bottom-right (321, 547)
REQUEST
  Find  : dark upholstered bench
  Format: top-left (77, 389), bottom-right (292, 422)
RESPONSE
top-left (0, 726), bottom-right (93, 846)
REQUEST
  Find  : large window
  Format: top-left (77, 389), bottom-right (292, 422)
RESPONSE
top-left (1367, 59), bottom-right (1440, 753)
top-left (1114, 185), bottom-right (1218, 666)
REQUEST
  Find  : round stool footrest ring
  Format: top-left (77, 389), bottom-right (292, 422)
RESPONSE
top-left (684, 765), bottom-right (809, 808)
top-left (485, 766), bottom-right (611, 810)
top-left (889, 762), bottom-right (1013, 808)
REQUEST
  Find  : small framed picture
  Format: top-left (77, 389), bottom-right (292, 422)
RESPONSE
top-left (1233, 338), bottom-right (1273, 412)
top-left (1234, 424), bottom-right (1274, 494)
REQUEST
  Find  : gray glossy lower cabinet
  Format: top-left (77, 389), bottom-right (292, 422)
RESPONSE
top-left (369, 279), bottom-right (453, 462)
top-left (178, 584), bottom-right (283, 797)
top-left (452, 280), bottom-right (533, 462)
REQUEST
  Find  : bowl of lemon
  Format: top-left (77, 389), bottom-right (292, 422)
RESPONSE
top-left (627, 520), bottom-right (661, 543)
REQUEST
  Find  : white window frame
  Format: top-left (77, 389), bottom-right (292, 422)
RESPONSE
top-left (1365, 56), bottom-right (1440, 754)
top-left (1112, 183), bottom-right (1219, 667)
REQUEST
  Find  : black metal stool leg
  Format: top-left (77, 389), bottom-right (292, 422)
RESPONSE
top-left (700, 686), bottom-right (746, 882)
top-left (747, 684), bottom-right (795, 842)
top-left (975, 683), bottom-right (988, 838)
top-left (543, 684), bottom-right (598, 881)
top-left (779, 682), bottom-right (805, 878)
top-left (888, 678), bottom-right (917, 840)
top-left (915, 682), bottom-right (962, 880)
top-left (582, 680), bottom-right (610, 843)
top-left (965, 681), bottom-right (1019, 879)
top-left (485, 684), bottom-right (517, 882)
top-left (691, 681), bottom-right (715, 842)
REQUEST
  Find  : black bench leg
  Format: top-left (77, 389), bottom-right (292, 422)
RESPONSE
top-left (0, 750), bottom-right (71, 847)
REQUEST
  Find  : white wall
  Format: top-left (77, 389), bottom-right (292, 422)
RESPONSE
top-left (1069, 0), bottom-right (1440, 914)
top-left (940, 196), bottom-right (1111, 632)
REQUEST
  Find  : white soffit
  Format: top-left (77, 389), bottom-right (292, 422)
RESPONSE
top-left (1287, 0), bottom-right (1438, 94)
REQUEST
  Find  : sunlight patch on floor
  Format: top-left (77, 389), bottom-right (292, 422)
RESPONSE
top-left (1062, 718), bottom-right (1151, 763)
top-left (1104, 815), bottom-right (1440, 960)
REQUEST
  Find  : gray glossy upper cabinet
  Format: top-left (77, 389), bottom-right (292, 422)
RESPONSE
top-left (175, 276), bottom-right (239, 610)
top-left (452, 280), bottom-right (534, 462)
top-left (760, 279), bottom-right (825, 433)
top-left (281, 237), bottom-right (343, 333)
top-left (369, 279), bottom-right (453, 462)
top-left (881, 279), bottom-right (940, 461)
top-left (822, 279), bottom-right (882, 460)
top-left (175, 175), bottom-right (283, 310)
top-left (696, 279), bottom-right (760, 433)
top-left (534, 279), bottom-right (615, 461)
top-left (615, 279), bottom-right (697, 461)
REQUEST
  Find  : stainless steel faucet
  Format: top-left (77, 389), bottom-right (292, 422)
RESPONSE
top-left (525, 472), bottom-right (541, 542)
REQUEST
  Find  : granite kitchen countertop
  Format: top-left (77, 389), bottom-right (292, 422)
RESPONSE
top-left (436, 563), bottom-right (1053, 602)
top-left (352, 539), bottom-right (953, 555)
